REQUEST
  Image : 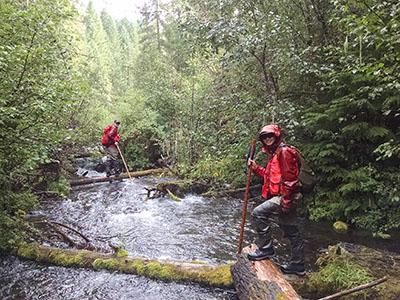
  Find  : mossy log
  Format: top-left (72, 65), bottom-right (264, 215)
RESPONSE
top-left (16, 243), bottom-right (232, 287)
top-left (231, 245), bottom-right (301, 300)
top-left (70, 168), bottom-right (167, 186)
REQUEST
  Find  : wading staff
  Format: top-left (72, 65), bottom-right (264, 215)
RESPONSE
top-left (115, 143), bottom-right (132, 179)
top-left (237, 139), bottom-right (256, 255)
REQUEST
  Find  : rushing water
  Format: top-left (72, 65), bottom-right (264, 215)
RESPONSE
top-left (1, 159), bottom-right (399, 299)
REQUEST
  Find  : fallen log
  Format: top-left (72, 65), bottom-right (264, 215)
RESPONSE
top-left (70, 168), bottom-right (167, 186)
top-left (231, 244), bottom-right (301, 300)
top-left (16, 243), bottom-right (232, 287)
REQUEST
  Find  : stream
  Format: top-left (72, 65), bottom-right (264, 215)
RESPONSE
top-left (1, 158), bottom-right (399, 299)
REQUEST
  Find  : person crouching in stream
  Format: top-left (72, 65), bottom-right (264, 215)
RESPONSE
top-left (247, 124), bottom-right (305, 276)
top-left (101, 120), bottom-right (122, 177)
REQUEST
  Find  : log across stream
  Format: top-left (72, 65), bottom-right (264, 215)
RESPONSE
top-left (16, 243), bottom-right (232, 287)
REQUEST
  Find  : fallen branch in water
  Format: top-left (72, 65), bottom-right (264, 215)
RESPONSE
top-left (317, 276), bottom-right (387, 300)
top-left (49, 221), bottom-right (91, 244)
top-left (144, 187), bottom-right (182, 202)
top-left (31, 219), bottom-right (93, 250)
top-left (166, 188), bottom-right (182, 202)
top-left (50, 223), bottom-right (77, 247)
top-left (144, 187), bottom-right (163, 199)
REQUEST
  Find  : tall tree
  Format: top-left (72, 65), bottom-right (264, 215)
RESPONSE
top-left (0, 0), bottom-right (89, 251)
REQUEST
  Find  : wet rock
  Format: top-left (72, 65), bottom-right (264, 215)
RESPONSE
top-left (333, 221), bottom-right (348, 233)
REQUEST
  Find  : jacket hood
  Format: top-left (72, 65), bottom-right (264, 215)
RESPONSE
top-left (259, 124), bottom-right (283, 154)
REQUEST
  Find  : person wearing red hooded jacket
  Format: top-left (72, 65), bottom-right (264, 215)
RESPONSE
top-left (247, 124), bottom-right (305, 276)
top-left (101, 120), bottom-right (122, 177)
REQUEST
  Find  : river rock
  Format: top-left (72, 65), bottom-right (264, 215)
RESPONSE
top-left (333, 220), bottom-right (348, 233)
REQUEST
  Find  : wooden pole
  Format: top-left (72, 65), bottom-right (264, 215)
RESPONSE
top-left (237, 139), bottom-right (256, 254)
top-left (115, 143), bottom-right (132, 179)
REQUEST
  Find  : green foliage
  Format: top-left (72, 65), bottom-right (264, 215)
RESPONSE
top-left (124, 143), bottom-right (150, 170)
top-left (308, 258), bottom-right (373, 297)
top-left (0, 213), bottom-right (28, 253)
top-left (186, 152), bottom-right (245, 187)
top-left (0, 0), bottom-right (92, 250)
top-left (301, 0), bottom-right (400, 233)
top-left (47, 176), bottom-right (70, 198)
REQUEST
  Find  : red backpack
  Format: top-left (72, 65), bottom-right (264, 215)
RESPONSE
top-left (279, 145), bottom-right (317, 193)
top-left (101, 125), bottom-right (112, 146)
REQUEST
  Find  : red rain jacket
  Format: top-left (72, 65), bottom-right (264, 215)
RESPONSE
top-left (251, 125), bottom-right (300, 211)
top-left (101, 124), bottom-right (120, 147)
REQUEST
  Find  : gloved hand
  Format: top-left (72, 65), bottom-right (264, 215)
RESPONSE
top-left (114, 141), bottom-right (118, 146)
top-left (280, 197), bottom-right (292, 214)
top-left (248, 159), bottom-right (256, 169)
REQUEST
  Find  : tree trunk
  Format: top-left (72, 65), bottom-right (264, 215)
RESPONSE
top-left (69, 168), bottom-right (166, 186)
top-left (16, 243), bottom-right (232, 287)
top-left (231, 245), bottom-right (301, 300)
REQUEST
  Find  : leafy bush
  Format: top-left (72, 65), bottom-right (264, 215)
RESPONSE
top-left (308, 258), bottom-right (373, 298)
top-left (301, 0), bottom-right (400, 234)
top-left (47, 176), bottom-right (70, 198)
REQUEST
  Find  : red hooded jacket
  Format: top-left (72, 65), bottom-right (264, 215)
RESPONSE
top-left (101, 123), bottom-right (120, 147)
top-left (251, 124), bottom-right (300, 211)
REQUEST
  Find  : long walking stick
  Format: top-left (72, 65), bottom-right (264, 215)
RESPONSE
top-left (115, 143), bottom-right (132, 179)
top-left (237, 139), bottom-right (256, 255)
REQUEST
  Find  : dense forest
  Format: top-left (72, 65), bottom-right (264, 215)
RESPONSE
top-left (0, 0), bottom-right (399, 253)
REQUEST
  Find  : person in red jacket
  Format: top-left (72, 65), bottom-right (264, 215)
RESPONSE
top-left (247, 124), bottom-right (305, 276)
top-left (101, 120), bottom-right (121, 177)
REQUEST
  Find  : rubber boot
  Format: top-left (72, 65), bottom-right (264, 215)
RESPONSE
top-left (247, 246), bottom-right (275, 261)
top-left (280, 224), bottom-right (305, 276)
top-left (249, 201), bottom-right (278, 261)
top-left (113, 161), bottom-right (122, 177)
top-left (280, 263), bottom-right (306, 276)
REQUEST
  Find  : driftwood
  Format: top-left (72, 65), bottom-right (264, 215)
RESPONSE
top-left (144, 187), bottom-right (162, 199)
top-left (31, 219), bottom-right (94, 250)
top-left (318, 276), bottom-right (387, 300)
top-left (144, 187), bottom-right (182, 201)
top-left (231, 244), bottom-right (301, 300)
top-left (16, 243), bottom-right (232, 287)
top-left (70, 168), bottom-right (166, 186)
top-left (165, 188), bottom-right (183, 201)
top-left (49, 221), bottom-right (91, 244)
top-left (144, 180), bottom-right (208, 201)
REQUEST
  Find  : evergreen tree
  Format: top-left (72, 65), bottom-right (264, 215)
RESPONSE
top-left (302, 0), bottom-right (400, 233)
